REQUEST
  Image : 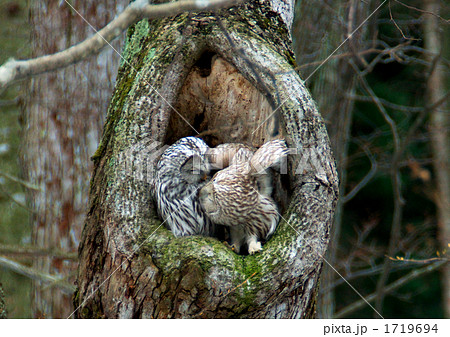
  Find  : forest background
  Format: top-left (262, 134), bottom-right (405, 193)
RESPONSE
top-left (0, 0), bottom-right (448, 318)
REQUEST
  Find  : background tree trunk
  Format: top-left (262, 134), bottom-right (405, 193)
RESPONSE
top-left (423, 0), bottom-right (450, 318)
top-left (75, 1), bottom-right (338, 318)
top-left (293, 0), bottom-right (371, 317)
top-left (22, 0), bottom-right (128, 318)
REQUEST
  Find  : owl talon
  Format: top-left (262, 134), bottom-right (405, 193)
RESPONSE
top-left (248, 241), bottom-right (262, 255)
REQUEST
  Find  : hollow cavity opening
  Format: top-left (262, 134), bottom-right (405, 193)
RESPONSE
top-left (165, 51), bottom-right (291, 212)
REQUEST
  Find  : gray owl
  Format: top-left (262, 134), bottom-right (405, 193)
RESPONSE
top-left (199, 140), bottom-right (289, 254)
top-left (154, 137), bottom-right (214, 237)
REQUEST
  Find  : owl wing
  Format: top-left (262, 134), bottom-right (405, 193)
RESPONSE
top-left (207, 143), bottom-right (255, 169)
top-left (249, 139), bottom-right (289, 175)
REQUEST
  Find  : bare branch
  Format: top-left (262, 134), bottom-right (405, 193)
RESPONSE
top-left (349, 94), bottom-right (424, 113)
top-left (0, 256), bottom-right (76, 294)
top-left (0, 170), bottom-right (40, 191)
top-left (297, 42), bottom-right (450, 75)
top-left (342, 140), bottom-right (378, 203)
top-left (0, 97), bottom-right (19, 107)
top-left (397, 92), bottom-right (450, 160)
top-left (335, 260), bottom-right (447, 318)
top-left (353, 70), bottom-right (406, 315)
top-left (0, 0), bottom-right (243, 89)
top-left (389, 0), bottom-right (420, 41)
top-left (0, 244), bottom-right (77, 260)
top-left (0, 184), bottom-right (36, 213)
top-left (394, 0), bottom-right (450, 23)
top-left (327, 262), bottom-right (421, 291)
top-left (388, 255), bottom-right (449, 263)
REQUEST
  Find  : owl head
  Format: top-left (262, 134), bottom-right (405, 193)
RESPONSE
top-left (180, 153), bottom-right (211, 185)
top-left (156, 136), bottom-right (211, 185)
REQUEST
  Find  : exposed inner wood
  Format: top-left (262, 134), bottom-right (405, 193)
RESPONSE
top-left (167, 54), bottom-right (281, 147)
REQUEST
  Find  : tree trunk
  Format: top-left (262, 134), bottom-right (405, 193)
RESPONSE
top-left (22, 0), bottom-right (127, 318)
top-left (424, 0), bottom-right (450, 318)
top-left (75, 0), bottom-right (338, 318)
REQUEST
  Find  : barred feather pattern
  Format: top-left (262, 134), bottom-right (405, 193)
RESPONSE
top-left (154, 137), bottom-right (215, 237)
top-left (199, 140), bottom-right (288, 254)
top-left (250, 139), bottom-right (290, 174)
top-left (207, 143), bottom-right (255, 169)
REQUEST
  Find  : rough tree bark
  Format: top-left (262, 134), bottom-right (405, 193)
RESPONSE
top-left (22, 0), bottom-right (128, 318)
top-left (75, 0), bottom-right (338, 318)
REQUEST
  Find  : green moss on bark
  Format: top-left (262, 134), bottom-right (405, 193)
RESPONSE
top-left (133, 203), bottom-right (298, 315)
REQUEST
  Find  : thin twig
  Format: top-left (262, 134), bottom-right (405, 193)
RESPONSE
top-left (397, 92), bottom-right (450, 160)
top-left (0, 256), bottom-right (76, 294)
top-left (0, 170), bottom-right (41, 191)
top-left (388, 256), bottom-right (448, 263)
top-left (326, 261), bottom-right (422, 291)
top-left (342, 139), bottom-right (377, 203)
top-left (348, 94), bottom-right (424, 113)
top-left (354, 71), bottom-right (404, 316)
top-left (0, 184), bottom-right (36, 213)
top-left (389, 0), bottom-right (420, 41)
top-left (0, 244), bottom-right (77, 260)
top-left (297, 42), bottom-right (450, 70)
top-left (394, 0), bottom-right (449, 23)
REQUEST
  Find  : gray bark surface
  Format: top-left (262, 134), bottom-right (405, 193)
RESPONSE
top-left (75, 0), bottom-right (338, 318)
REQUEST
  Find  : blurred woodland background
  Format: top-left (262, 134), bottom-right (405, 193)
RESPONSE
top-left (0, 0), bottom-right (448, 318)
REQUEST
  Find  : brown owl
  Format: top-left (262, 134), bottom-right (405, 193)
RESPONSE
top-left (199, 140), bottom-right (289, 254)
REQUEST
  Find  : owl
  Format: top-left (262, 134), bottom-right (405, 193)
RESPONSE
top-left (199, 139), bottom-right (289, 254)
top-left (154, 137), bottom-right (254, 237)
top-left (153, 136), bottom-right (215, 237)
top-left (206, 143), bottom-right (255, 170)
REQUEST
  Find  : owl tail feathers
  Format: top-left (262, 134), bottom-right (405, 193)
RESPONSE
top-left (249, 139), bottom-right (290, 175)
